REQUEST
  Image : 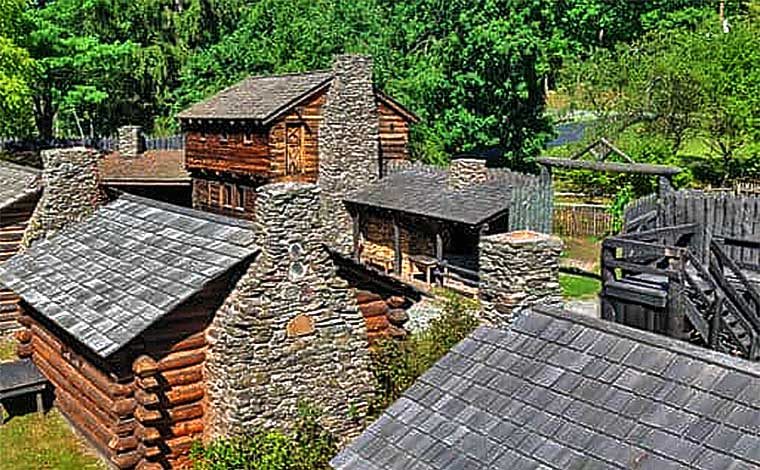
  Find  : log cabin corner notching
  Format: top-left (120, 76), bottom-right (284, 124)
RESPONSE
top-left (177, 61), bottom-right (418, 220)
top-left (0, 193), bottom-right (258, 469)
top-left (0, 161), bottom-right (42, 334)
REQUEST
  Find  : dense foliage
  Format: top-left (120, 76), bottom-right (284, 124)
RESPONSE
top-left (190, 403), bottom-right (336, 470)
top-left (370, 291), bottom-right (478, 413)
top-left (5, 0), bottom-right (741, 169)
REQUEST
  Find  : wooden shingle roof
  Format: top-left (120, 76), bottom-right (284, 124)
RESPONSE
top-left (344, 167), bottom-right (512, 226)
top-left (0, 193), bottom-right (258, 358)
top-left (177, 70), bottom-right (418, 125)
top-left (0, 160), bottom-right (41, 211)
top-left (334, 307), bottom-right (760, 469)
top-left (177, 71), bottom-right (333, 124)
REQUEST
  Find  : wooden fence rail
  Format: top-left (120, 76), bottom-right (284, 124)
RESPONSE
top-left (1, 135), bottom-right (185, 152)
top-left (553, 202), bottom-right (612, 238)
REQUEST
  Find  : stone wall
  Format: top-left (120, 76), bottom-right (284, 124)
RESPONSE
top-left (448, 158), bottom-right (488, 190)
top-left (22, 147), bottom-right (106, 247)
top-left (478, 230), bottom-right (563, 326)
top-left (205, 183), bottom-right (374, 442)
top-left (117, 125), bottom-right (143, 158)
top-left (318, 54), bottom-right (380, 252)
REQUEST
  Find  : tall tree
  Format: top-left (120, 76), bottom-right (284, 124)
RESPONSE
top-left (0, 0), bottom-right (35, 136)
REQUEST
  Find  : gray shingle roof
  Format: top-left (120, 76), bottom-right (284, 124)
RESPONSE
top-left (177, 71), bottom-right (333, 123)
top-left (344, 168), bottom-right (512, 226)
top-left (0, 160), bottom-right (41, 211)
top-left (0, 193), bottom-right (258, 358)
top-left (333, 307), bottom-right (760, 470)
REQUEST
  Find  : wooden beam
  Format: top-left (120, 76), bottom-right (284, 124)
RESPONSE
top-left (536, 157), bottom-right (682, 176)
top-left (352, 210), bottom-right (361, 261)
top-left (393, 216), bottom-right (402, 275)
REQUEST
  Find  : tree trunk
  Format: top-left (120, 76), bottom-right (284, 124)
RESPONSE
top-left (34, 92), bottom-right (55, 140)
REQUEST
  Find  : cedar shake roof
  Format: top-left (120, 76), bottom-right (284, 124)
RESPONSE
top-left (99, 150), bottom-right (190, 184)
top-left (344, 168), bottom-right (512, 226)
top-left (333, 307), bottom-right (760, 469)
top-left (0, 160), bottom-right (41, 211)
top-left (0, 193), bottom-right (258, 358)
top-left (177, 70), bottom-right (418, 125)
top-left (177, 71), bottom-right (333, 123)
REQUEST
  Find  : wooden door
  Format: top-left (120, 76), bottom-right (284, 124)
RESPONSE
top-left (285, 124), bottom-right (305, 176)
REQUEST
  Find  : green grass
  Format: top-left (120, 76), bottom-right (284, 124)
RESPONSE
top-left (559, 273), bottom-right (601, 300)
top-left (0, 337), bottom-right (16, 362)
top-left (0, 409), bottom-right (106, 470)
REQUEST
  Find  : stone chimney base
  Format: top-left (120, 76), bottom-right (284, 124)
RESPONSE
top-left (478, 231), bottom-right (563, 326)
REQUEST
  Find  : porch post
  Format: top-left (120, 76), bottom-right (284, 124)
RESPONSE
top-left (351, 209), bottom-right (361, 261)
top-left (393, 215), bottom-right (402, 275)
top-left (435, 228), bottom-right (444, 286)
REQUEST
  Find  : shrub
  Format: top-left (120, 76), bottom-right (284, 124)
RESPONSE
top-left (190, 403), bottom-right (336, 470)
top-left (370, 291), bottom-right (478, 413)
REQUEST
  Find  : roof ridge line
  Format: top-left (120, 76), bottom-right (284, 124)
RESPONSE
top-left (116, 192), bottom-right (255, 229)
top-left (533, 306), bottom-right (760, 378)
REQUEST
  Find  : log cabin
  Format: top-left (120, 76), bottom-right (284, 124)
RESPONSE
top-left (0, 193), bottom-right (258, 469)
top-left (343, 158), bottom-right (552, 292)
top-left (0, 160), bottom-right (41, 334)
top-left (177, 62), bottom-right (418, 220)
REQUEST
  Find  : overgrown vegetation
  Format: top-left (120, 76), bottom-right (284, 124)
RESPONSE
top-left (559, 273), bottom-right (601, 300)
top-left (0, 409), bottom-right (105, 470)
top-left (190, 403), bottom-right (336, 470)
top-left (370, 292), bottom-right (478, 413)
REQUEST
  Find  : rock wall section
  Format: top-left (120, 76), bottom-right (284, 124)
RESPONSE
top-left (447, 158), bottom-right (488, 190)
top-left (206, 183), bottom-right (374, 441)
top-left (22, 147), bottom-right (106, 247)
top-left (318, 54), bottom-right (380, 252)
top-left (478, 231), bottom-right (563, 326)
top-left (117, 125), bottom-right (143, 158)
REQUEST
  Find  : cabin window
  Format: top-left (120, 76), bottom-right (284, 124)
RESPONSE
top-left (243, 132), bottom-right (254, 145)
top-left (221, 183), bottom-right (245, 211)
top-left (285, 123), bottom-right (305, 175)
top-left (220, 132), bottom-right (229, 144)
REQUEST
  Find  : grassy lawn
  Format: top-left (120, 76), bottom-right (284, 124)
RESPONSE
top-left (0, 336), bottom-right (105, 470)
top-left (0, 337), bottom-right (16, 362)
top-left (0, 409), bottom-right (106, 470)
top-left (560, 273), bottom-right (601, 300)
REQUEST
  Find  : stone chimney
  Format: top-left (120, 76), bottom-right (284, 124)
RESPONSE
top-left (318, 54), bottom-right (380, 252)
top-left (117, 125), bottom-right (143, 158)
top-left (21, 147), bottom-right (106, 247)
top-left (478, 230), bottom-right (563, 326)
top-left (205, 183), bottom-right (374, 441)
top-left (448, 158), bottom-right (488, 190)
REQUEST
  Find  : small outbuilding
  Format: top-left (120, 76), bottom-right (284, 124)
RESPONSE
top-left (0, 160), bottom-right (41, 333)
top-left (344, 158), bottom-right (552, 290)
top-left (0, 193), bottom-right (258, 469)
top-left (334, 306), bottom-right (760, 469)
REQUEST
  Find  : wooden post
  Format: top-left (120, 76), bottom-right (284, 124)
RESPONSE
top-left (352, 209), bottom-right (361, 261)
top-left (435, 229), bottom-right (444, 286)
top-left (658, 175), bottom-right (674, 200)
top-left (709, 295), bottom-right (722, 350)
top-left (36, 391), bottom-right (44, 415)
top-left (600, 242), bottom-right (617, 322)
top-left (393, 216), bottom-right (402, 275)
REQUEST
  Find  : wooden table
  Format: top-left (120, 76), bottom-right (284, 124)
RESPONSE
top-left (411, 255), bottom-right (438, 285)
top-left (0, 359), bottom-right (48, 424)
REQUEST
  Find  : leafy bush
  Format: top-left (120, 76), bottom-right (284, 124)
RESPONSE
top-left (370, 292), bottom-right (478, 413)
top-left (190, 403), bottom-right (336, 470)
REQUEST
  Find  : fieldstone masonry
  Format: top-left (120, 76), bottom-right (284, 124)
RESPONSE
top-left (118, 125), bottom-right (143, 158)
top-left (448, 158), bottom-right (488, 190)
top-left (319, 54), bottom-right (380, 252)
top-left (478, 230), bottom-right (563, 325)
top-left (205, 183), bottom-right (375, 441)
top-left (22, 147), bottom-right (106, 247)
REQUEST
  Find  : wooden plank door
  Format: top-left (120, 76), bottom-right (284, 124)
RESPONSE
top-left (285, 124), bottom-right (305, 176)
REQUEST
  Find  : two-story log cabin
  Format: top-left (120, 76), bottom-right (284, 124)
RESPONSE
top-left (177, 61), bottom-right (417, 220)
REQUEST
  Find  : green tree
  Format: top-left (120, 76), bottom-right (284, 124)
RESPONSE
top-left (0, 0), bottom-right (35, 136)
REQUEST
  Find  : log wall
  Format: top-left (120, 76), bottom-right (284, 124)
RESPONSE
top-left (185, 92), bottom-right (413, 184)
top-left (14, 270), bottom-right (241, 469)
top-left (191, 177), bottom-right (257, 220)
top-left (361, 213), bottom-right (435, 279)
top-left (0, 194), bottom-right (39, 334)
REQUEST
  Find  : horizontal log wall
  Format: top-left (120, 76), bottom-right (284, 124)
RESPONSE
top-left (0, 195), bottom-right (39, 334)
top-left (185, 129), bottom-right (270, 175)
top-left (378, 99), bottom-right (410, 173)
top-left (130, 274), bottom-right (239, 470)
top-left (191, 177), bottom-right (256, 220)
top-left (361, 213), bottom-right (435, 279)
top-left (16, 310), bottom-right (137, 469)
top-left (268, 92), bottom-right (325, 183)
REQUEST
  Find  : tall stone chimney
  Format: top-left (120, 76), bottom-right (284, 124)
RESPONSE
top-left (117, 125), bottom-right (143, 158)
top-left (318, 54), bottom-right (380, 252)
top-left (205, 183), bottom-right (374, 441)
top-left (21, 147), bottom-right (106, 247)
top-left (448, 158), bottom-right (488, 190)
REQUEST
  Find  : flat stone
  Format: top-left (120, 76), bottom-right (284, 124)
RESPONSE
top-left (286, 314), bottom-right (316, 338)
